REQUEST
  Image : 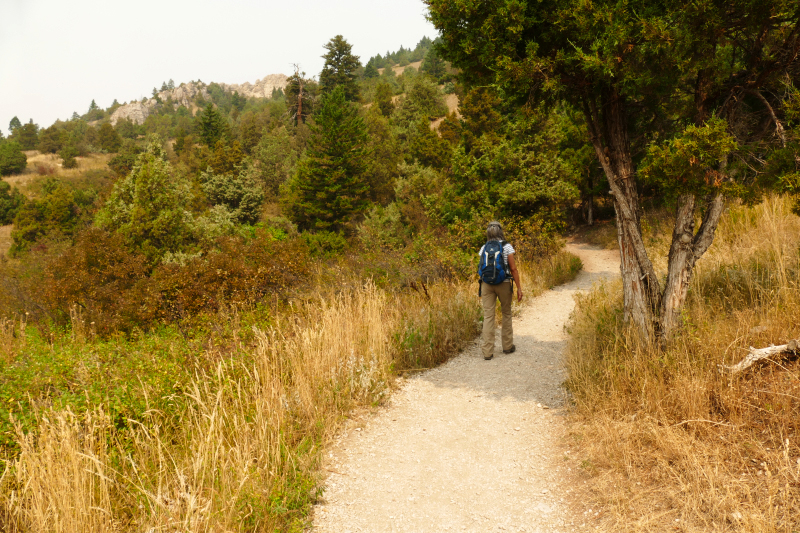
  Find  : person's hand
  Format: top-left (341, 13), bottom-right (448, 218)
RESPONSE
top-left (516, 287), bottom-right (523, 302)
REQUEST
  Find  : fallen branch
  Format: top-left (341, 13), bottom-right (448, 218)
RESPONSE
top-left (720, 339), bottom-right (799, 374)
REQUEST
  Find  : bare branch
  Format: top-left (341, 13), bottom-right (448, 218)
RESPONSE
top-left (720, 339), bottom-right (799, 373)
top-left (747, 89), bottom-right (787, 147)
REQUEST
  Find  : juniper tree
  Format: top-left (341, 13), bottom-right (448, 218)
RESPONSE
top-left (427, 0), bottom-right (800, 341)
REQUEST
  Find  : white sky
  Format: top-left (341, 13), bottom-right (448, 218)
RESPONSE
top-left (0, 0), bottom-right (436, 136)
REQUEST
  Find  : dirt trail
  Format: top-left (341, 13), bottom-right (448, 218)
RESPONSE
top-left (312, 243), bottom-right (620, 532)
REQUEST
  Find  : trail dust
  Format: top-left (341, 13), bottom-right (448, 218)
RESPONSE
top-left (311, 243), bottom-right (619, 532)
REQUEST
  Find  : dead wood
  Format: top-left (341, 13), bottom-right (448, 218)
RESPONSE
top-left (721, 339), bottom-right (799, 373)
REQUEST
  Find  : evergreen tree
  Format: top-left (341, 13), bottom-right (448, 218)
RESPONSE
top-left (38, 124), bottom-right (66, 154)
top-left (421, 46), bottom-right (447, 81)
top-left (208, 140), bottom-right (244, 175)
top-left (168, 79), bottom-right (175, 90)
top-left (71, 112), bottom-right (80, 121)
top-left (0, 180), bottom-right (24, 224)
top-left (196, 103), bottom-right (226, 146)
top-left (96, 137), bottom-right (194, 261)
top-left (285, 72), bottom-right (317, 124)
top-left (286, 86), bottom-right (370, 231)
top-left (374, 81), bottom-right (395, 117)
top-left (14, 120), bottom-right (39, 150)
top-left (98, 122), bottom-right (122, 152)
top-left (364, 61), bottom-right (379, 79)
top-left (0, 141), bottom-right (28, 176)
top-left (89, 100), bottom-right (99, 112)
top-left (8, 116), bottom-right (22, 132)
top-left (319, 35), bottom-right (362, 102)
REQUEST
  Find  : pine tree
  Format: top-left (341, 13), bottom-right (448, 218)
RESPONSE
top-left (89, 100), bottom-right (99, 112)
top-left (421, 46), bottom-right (447, 81)
top-left (364, 61), bottom-right (379, 79)
top-left (196, 103), bottom-right (226, 146)
top-left (8, 116), bottom-right (22, 132)
top-left (15, 120), bottom-right (39, 150)
top-left (319, 35), bottom-right (362, 102)
top-left (287, 86), bottom-right (370, 231)
top-left (168, 79), bottom-right (175, 90)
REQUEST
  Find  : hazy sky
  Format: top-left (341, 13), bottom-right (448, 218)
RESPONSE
top-left (0, 0), bottom-right (437, 136)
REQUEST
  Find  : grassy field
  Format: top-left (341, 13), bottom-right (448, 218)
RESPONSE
top-left (0, 247), bottom-right (580, 532)
top-left (5, 151), bottom-right (114, 199)
top-left (566, 196), bottom-right (800, 532)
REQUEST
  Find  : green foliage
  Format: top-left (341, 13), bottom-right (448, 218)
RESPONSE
top-left (252, 127), bottom-right (298, 196)
top-left (196, 103), bottom-right (227, 147)
top-left (285, 72), bottom-right (318, 125)
top-left (38, 124), bottom-right (66, 154)
top-left (200, 165), bottom-right (265, 224)
top-left (301, 230), bottom-right (348, 257)
top-left (0, 180), bottom-right (24, 224)
top-left (10, 178), bottom-right (82, 254)
top-left (358, 203), bottom-right (408, 251)
top-left (320, 35), bottom-right (362, 102)
top-left (364, 62), bottom-right (379, 79)
top-left (640, 118), bottom-right (738, 198)
top-left (421, 45), bottom-right (447, 81)
top-left (0, 140), bottom-right (27, 176)
top-left (374, 81), bottom-right (395, 118)
top-left (208, 139), bottom-right (244, 175)
top-left (8, 116), bottom-right (22, 132)
top-left (407, 119), bottom-right (451, 169)
top-left (11, 120), bottom-right (39, 150)
top-left (364, 109), bottom-right (402, 203)
top-left (97, 122), bottom-right (122, 152)
top-left (96, 138), bottom-right (195, 262)
top-left (59, 144), bottom-right (79, 169)
top-left (107, 140), bottom-right (143, 177)
top-left (114, 118), bottom-right (141, 140)
top-left (394, 77), bottom-right (447, 125)
top-left (284, 86), bottom-right (371, 232)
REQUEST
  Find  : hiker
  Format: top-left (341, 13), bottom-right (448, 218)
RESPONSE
top-left (478, 221), bottom-right (523, 360)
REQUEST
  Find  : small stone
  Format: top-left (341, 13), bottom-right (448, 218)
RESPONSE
top-left (515, 427), bottom-right (521, 431)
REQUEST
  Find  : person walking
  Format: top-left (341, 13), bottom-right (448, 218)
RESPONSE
top-left (478, 221), bottom-right (523, 360)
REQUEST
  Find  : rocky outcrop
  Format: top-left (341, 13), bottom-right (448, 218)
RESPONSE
top-left (109, 75), bottom-right (288, 126)
top-left (110, 102), bottom-right (151, 126)
top-left (221, 74), bottom-right (288, 100)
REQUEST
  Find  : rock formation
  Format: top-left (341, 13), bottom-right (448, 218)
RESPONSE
top-left (109, 75), bottom-right (288, 126)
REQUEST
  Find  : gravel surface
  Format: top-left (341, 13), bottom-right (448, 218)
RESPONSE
top-left (312, 243), bottom-right (620, 532)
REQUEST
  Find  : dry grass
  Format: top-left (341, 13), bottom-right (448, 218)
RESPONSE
top-left (566, 196), bottom-right (800, 531)
top-left (0, 225), bottom-right (11, 258)
top-left (0, 249), bottom-right (579, 532)
top-left (5, 151), bottom-right (114, 198)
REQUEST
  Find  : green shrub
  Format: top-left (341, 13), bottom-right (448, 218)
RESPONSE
top-left (11, 178), bottom-right (81, 254)
top-left (0, 141), bottom-right (27, 176)
top-left (200, 165), bottom-right (264, 224)
top-left (301, 230), bottom-right (348, 258)
top-left (0, 181), bottom-right (24, 224)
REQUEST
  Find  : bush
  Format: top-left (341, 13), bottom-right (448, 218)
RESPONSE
top-left (200, 165), bottom-right (264, 224)
top-left (0, 181), bottom-right (24, 224)
top-left (11, 178), bottom-right (81, 255)
top-left (43, 228), bottom-right (310, 334)
top-left (301, 230), bottom-right (348, 258)
top-left (59, 144), bottom-right (79, 169)
top-left (0, 141), bottom-right (27, 176)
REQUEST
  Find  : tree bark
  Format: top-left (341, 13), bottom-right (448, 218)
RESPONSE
top-left (582, 89), bottom-right (662, 340)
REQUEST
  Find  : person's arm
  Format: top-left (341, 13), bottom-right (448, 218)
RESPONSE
top-left (507, 253), bottom-right (523, 302)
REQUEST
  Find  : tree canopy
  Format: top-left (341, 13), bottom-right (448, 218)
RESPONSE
top-left (320, 35), bottom-right (362, 102)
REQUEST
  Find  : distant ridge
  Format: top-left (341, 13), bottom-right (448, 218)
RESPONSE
top-left (110, 74), bottom-right (288, 125)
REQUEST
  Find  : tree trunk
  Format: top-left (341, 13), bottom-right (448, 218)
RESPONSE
top-left (582, 89), bottom-right (662, 340)
top-left (660, 193), bottom-right (725, 338)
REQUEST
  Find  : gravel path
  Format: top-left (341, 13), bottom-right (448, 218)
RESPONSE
top-left (312, 243), bottom-right (620, 532)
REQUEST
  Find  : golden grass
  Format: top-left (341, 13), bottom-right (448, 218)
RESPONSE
top-left (0, 225), bottom-right (11, 258)
top-left (6, 151), bottom-right (114, 198)
top-left (0, 249), bottom-right (580, 531)
top-left (566, 196), bottom-right (800, 531)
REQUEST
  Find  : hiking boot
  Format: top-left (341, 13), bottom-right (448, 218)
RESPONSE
top-left (484, 354), bottom-right (494, 360)
top-left (502, 345), bottom-right (516, 354)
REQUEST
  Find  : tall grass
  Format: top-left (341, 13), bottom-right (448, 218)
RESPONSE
top-left (0, 250), bottom-right (579, 531)
top-left (566, 196), bottom-right (800, 531)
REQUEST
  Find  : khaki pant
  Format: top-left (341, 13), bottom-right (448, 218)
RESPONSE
top-left (481, 281), bottom-right (513, 358)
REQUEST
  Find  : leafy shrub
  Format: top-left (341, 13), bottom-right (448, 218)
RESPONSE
top-left (0, 181), bottom-right (24, 225)
top-left (97, 138), bottom-right (195, 262)
top-left (107, 140), bottom-right (143, 177)
top-left (358, 203), bottom-right (408, 250)
top-left (42, 228), bottom-right (310, 334)
top-left (11, 178), bottom-right (82, 255)
top-left (200, 165), bottom-right (264, 224)
top-left (59, 144), bottom-right (79, 169)
top-left (301, 230), bottom-right (348, 258)
top-left (0, 141), bottom-right (27, 176)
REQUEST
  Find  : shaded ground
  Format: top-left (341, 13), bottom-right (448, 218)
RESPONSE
top-left (311, 243), bottom-right (620, 532)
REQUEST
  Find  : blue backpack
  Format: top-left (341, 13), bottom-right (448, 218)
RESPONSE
top-left (478, 240), bottom-right (509, 285)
